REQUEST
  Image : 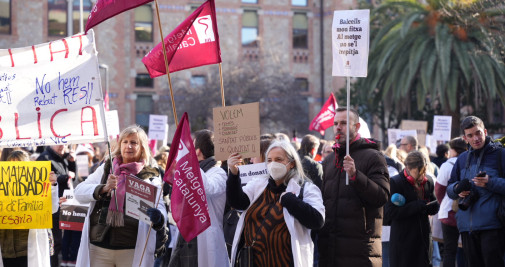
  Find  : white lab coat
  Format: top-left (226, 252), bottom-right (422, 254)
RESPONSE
top-left (230, 176), bottom-right (325, 267)
top-left (0, 181), bottom-right (59, 267)
top-left (73, 164), bottom-right (167, 267)
top-left (196, 166), bottom-right (230, 267)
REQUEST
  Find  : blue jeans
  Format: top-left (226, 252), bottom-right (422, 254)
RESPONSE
top-left (382, 241), bottom-right (390, 267)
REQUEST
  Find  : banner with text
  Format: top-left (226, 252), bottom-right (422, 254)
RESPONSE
top-left (0, 161), bottom-right (52, 229)
top-left (59, 189), bottom-right (89, 231)
top-left (213, 102), bottom-right (260, 161)
top-left (0, 30), bottom-right (106, 148)
top-left (125, 175), bottom-right (157, 224)
top-left (332, 9), bottom-right (370, 77)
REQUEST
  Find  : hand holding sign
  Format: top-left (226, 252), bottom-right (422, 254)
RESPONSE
top-left (227, 152), bottom-right (243, 175)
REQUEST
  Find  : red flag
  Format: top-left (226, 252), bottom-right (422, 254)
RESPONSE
top-left (309, 93), bottom-right (338, 135)
top-left (85, 0), bottom-right (153, 33)
top-left (142, 0), bottom-right (221, 77)
top-left (164, 113), bottom-right (211, 241)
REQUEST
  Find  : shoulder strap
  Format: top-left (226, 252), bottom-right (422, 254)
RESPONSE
top-left (298, 180), bottom-right (307, 200)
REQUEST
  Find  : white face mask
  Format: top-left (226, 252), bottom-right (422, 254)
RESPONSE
top-left (267, 161), bottom-right (290, 181)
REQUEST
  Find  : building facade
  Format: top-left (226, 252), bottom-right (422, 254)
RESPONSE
top-left (1, 0), bottom-right (357, 137)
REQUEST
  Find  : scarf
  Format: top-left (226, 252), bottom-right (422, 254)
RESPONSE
top-left (199, 156), bottom-right (217, 173)
top-left (106, 157), bottom-right (144, 227)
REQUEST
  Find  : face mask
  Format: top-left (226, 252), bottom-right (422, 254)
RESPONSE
top-left (267, 161), bottom-right (290, 181)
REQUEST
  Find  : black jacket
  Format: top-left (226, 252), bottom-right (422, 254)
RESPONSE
top-left (385, 171), bottom-right (439, 267)
top-left (300, 154), bottom-right (323, 189)
top-left (37, 147), bottom-right (76, 197)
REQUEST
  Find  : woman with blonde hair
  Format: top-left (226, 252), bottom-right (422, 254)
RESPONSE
top-left (74, 125), bottom-right (167, 267)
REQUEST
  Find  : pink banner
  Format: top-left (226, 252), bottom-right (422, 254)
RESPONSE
top-left (164, 113), bottom-right (210, 241)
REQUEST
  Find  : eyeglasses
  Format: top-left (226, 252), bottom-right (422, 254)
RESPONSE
top-left (400, 143), bottom-right (409, 146)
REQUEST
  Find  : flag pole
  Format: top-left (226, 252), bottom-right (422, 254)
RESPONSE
top-left (219, 63), bottom-right (225, 107)
top-left (346, 76), bottom-right (350, 186)
top-left (154, 0), bottom-right (178, 127)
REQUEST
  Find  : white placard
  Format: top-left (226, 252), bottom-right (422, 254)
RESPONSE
top-left (387, 129), bottom-right (401, 147)
top-left (0, 30), bottom-right (106, 148)
top-left (148, 114), bottom-right (168, 140)
top-left (76, 154), bottom-right (90, 177)
top-left (238, 163), bottom-right (268, 185)
top-left (332, 9), bottom-right (370, 77)
top-left (62, 189), bottom-right (89, 207)
top-left (425, 134), bottom-right (438, 155)
top-left (105, 110), bottom-right (120, 136)
top-left (433, 115), bottom-right (452, 142)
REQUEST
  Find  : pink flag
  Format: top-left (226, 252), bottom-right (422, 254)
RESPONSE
top-left (142, 0), bottom-right (221, 77)
top-left (85, 0), bottom-right (153, 33)
top-left (164, 113), bottom-right (211, 241)
top-left (309, 93), bottom-right (338, 135)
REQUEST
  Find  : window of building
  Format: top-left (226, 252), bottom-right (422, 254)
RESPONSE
top-left (0, 0), bottom-right (11, 34)
top-left (190, 75), bottom-right (206, 88)
top-left (292, 0), bottom-right (308, 6)
top-left (293, 13), bottom-right (308, 48)
top-left (48, 0), bottom-right (68, 37)
top-left (135, 5), bottom-right (153, 42)
top-left (135, 74), bottom-right (154, 88)
top-left (295, 78), bottom-right (309, 92)
top-left (242, 0), bottom-right (258, 3)
top-left (135, 95), bottom-right (154, 128)
top-left (72, 0), bottom-right (92, 33)
top-left (242, 10), bottom-right (258, 47)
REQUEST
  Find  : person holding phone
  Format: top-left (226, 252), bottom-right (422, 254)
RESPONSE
top-left (447, 116), bottom-right (505, 267)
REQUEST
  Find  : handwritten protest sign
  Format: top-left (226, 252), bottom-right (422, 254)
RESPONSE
top-left (148, 114), bottom-right (169, 140)
top-left (0, 30), bottom-right (106, 148)
top-left (125, 175), bottom-right (157, 224)
top-left (400, 120), bottom-right (428, 147)
top-left (59, 189), bottom-right (89, 231)
top-left (0, 161), bottom-right (52, 229)
top-left (238, 163), bottom-right (268, 185)
top-left (332, 9), bottom-right (370, 77)
top-left (213, 102), bottom-right (260, 161)
top-left (433, 115), bottom-right (452, 142)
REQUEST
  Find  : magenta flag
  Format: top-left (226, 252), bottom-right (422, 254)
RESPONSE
top-left (85, 0), bottom-right (153, 33)
top-left (164, 113), bottom-right (211, 241)
top-left (142, 0), bottom-right (221, 77)
top-left (309, 93), bottom-right (338, 135)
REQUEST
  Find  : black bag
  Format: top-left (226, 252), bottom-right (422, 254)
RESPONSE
top-left (89, 162), bottom-right (112, 243)
top-left (224, 208), bottom-right (241, 257)
top-left (236, 245), bottom-right (253, 267)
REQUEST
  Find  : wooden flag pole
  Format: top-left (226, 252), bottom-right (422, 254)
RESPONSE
top-left (219, 63), bottom-right (225, 107)
top-left (154, 0), bottom-right (178, 127)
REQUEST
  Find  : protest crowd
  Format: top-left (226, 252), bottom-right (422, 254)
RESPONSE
top-left (2, 1), bottom-right (505, 267)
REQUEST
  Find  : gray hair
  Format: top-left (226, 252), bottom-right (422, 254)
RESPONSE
top-left (111, 125), bottom-right (154, 166)
top-left (265, 140), bottom-right (306, 185)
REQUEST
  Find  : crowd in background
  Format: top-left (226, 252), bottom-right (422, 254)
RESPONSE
top-left (1, 114), bottom-right (505, 267)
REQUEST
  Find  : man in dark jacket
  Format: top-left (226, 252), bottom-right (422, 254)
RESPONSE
top-left (447, 116), bottom-right (505, 267)
top-left (37, 145), bottom-right (76, 267)
top-left (298, 134), bottom-right (323, 189)
top-left (318, 107), bottom-right (390, 267)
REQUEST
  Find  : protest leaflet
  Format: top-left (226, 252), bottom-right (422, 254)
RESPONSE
top-left (125, 175), bottom-right (158, 225)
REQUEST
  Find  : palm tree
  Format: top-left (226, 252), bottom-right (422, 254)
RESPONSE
top-left (358, 0), bottom-right (505, 137)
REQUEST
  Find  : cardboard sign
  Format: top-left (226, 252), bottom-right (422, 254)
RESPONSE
top-left (59, 189), bottom-right (89, 231)
top-left (332, 9), bottom-right (370, 77)
top-left (433, 115), bottom-right (452, 142)
top-left (0, 30), bottom-right (106, 148)
top-left (213, 102), bottom-right (261, 161)
top-left (105, 110), bottom-right (120, 136)
top-left (0, 161), bottom-right (53, 229)
top-left (238, 163), bottom-right (268, 185)
top-left (148, 114), bottom-right (169, 140)
top-left (125, 175), bottom-right (157, 224)
top-left (400, 120), bottom-right (428, 147)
